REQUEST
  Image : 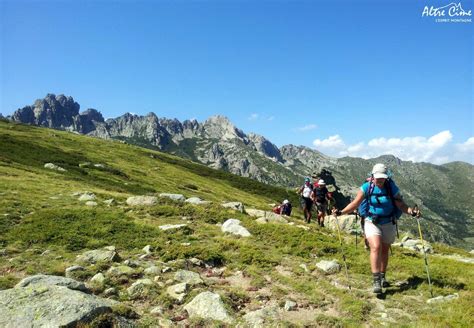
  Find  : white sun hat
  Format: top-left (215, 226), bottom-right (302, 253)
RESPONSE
top-left (372, 163), bottom-right (388, 179)
top-left (318, 179), bottom-right (326, 185)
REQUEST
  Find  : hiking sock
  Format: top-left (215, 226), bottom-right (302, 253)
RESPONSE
top-left (380, 272), bottom-right (389, 287)
top-left (372, 272), bottom-right (382, 294)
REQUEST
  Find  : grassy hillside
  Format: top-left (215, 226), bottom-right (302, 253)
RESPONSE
top-left (0, 120), bottom-right (473, 327)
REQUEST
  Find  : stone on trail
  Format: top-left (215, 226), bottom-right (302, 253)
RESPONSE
top-left (427, 293), bottom-right (459, 304)
top-left (159, 193), bottom-right (186, 202)
top-left (284, 300), bottom-right (297, 311)
top-left (184, 291), bottom-right (233, 323)
top-left (0, 284), bottom-right (118, 328)
top-left (221, 201), bottom-right (244, 213)
top-left (126, 195), bottom-right (158, 206)
top-left (16, 274), bottom-right (89, 293)
top-left (316, 260), bottom-right (341, 274)
top-left (221, 219), bottom-right (251, 237)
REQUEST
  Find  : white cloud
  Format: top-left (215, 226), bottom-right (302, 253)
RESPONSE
top-left (297, 124), bottom-right (317, 132)
top-left (248, 113), bottom-right (259, 121)
top-left (313, 135), bottom-right (345, 149)
top-left (311, 131), bottom-right (473, 164)
top-left (267, 116), bottom-right (275, 121)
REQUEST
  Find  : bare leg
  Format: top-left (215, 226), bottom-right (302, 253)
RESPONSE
top-left (367, 235), bottom-right (382, 273)
top-left (380, 243), bottom-right (391, 272)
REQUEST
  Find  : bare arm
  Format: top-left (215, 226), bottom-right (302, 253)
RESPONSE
top-left (393, 193), bottom-right (418, 216)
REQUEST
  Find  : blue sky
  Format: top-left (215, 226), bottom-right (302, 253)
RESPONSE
top-left (1, 0), bottom-right (472, 164)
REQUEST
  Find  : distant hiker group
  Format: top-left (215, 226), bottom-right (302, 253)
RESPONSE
top-left (298, 164), bottom-right (421, 294)
top-left (297, 175), bottom-right (333, 227)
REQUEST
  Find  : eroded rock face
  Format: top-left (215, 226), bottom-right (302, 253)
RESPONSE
top-left (1, 279), bottom-right (117, 328)
top-left (183, 291), bottom-right (233, 323)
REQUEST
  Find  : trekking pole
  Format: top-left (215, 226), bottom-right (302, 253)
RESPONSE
top-left (414, 204), bottom-right (434, 298)
top-left (334, 213), bottom-right (351, 290)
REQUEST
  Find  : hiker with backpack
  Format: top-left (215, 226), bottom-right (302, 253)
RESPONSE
top-left (298, 177), bottom-right (313, 223)
top-left (272, 199), bottom-right (292, 216)
top-left (312, 179), bottom-right (329, 227)
top-left (332, 163), bottom-right (420, 294)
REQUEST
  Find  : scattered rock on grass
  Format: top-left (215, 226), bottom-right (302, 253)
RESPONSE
top-left (167, 282), bottom-right (188, 303)
top-left (44, 163), bottom-right (67, 172)
top-left (427, 293), bottom-right (459, 304)
top-left (159, 224), bottom-right (188, 231)
top-left (174, 270), bottom-right (203, 285)
top-left (16, 275), bottom-right (89, 293)
top-left (126, 196), bottom-right (158, 206)
top-left (159, 193), bottom-right (185, 202)
top-left (76, 246), bottom-right (120, 264)
top-left (184, 291), bottom-right (233, 323)
top-left (185, 197), bottom-right (211, 205)
top-left (316, 260), bottom-right (341, 274)
top-left (284, 300), bottom-right (297, 311)
top-left (221, 219), bottom-right (251, 237)
top-left (221, 201), bottom-right (244, 213)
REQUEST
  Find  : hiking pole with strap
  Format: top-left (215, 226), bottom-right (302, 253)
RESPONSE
top-left (414, 204), bottom-right (434, 298)
top-left (334, 212), bottom-right (351, 290)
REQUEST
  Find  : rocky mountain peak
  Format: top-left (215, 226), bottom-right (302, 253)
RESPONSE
top-left (248, 133), bottom-right (283, 162)
top-left (203, 115), bottom-right (247, 141)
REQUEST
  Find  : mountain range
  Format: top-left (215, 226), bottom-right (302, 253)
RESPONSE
top-left (6, 94), bottom-right (474, 249)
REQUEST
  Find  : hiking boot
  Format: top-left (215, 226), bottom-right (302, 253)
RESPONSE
top-left (373, 279), bottom-right (382, 294)
top-left (320, 221), bottom-right (325, 228)
top-left (372, 273), bottom-right (382, 294)
top-left (380, 273), bottom-right (389, 287)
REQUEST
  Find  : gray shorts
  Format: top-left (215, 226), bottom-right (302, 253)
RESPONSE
top-left (316, 202), bottom-right (327, 213)
top-left (364, 219), bottom-right (396, 244)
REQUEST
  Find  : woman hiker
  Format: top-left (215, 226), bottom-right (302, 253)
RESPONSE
top-left (332, 163), bottom-right (420, 294)
top-left (298, 177), bottom-right (314, 223)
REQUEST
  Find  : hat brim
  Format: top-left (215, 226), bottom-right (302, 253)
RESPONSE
top-left (373, 173), bottom-right (388, 179)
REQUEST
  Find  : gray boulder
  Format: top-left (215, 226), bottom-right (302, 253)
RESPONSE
top-left (0, 284), bottom-right (117, 328)
top-left (106, 265), bottom-right (135, 277)
top-left (221, 201), bottom-right (244, 213)
top-left (90, 273), bottom-right (106, 288)
top-left (65, 265), bottom-right (85, 278)
top-left (16, 275), bottom-right (89, 293)
top-left (78, 192), bottom-right (96, 202)
top-left (174, 270), bottom-right (203, 285)
top-left (255, 213), bottom-right (288, 224)
top-left (221, 219), bottom-right (251, 237)
top-left (316, 260), bottom-right (341, 274)
top-left (184, 291), bottom-right (233, 323)
top-left (127, 279), bottom-right (154, 299)
top-left (245, 208), bottom-right (267, 217)
top-left (76, 246), bottom-right (120, 264)
top-left (144, 266), bottom-right (161, 275)
top-left (44, 163), bottom-right (67, 172)
top-left (243, 306), bottom-right (279, 327)
top-left (126, 195), bottom-right (158, 206)
top-left (166, 282), bottom-right (188, 303)
top-left (159, 193), bottom-right (185, 202)
top-left (159, 223), bottom-right (188, 231)
top-left (185, 197), bottom-right (211, 205)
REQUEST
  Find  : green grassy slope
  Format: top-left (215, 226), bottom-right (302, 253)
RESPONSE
top-left (0, 120), bottom-right (473, 327)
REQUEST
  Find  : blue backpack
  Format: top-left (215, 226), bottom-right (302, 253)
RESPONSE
top-left (358, 178), bottom-right (403, 221)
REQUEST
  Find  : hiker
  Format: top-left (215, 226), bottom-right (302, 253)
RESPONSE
top-left (332, 163), bottom-right (420, 294)
top-left (281, 199), bottom-right (292, 216)
top-left (312, 179), bottom-right (329, 227)
top-left (272, 199), bottom-right (292, 216)
top-left (298, 177), bottom-right (313, 223)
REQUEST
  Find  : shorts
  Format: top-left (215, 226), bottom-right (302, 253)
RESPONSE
top-left (316, 202), bottom-right (327, 214)
top-left (364, 219), bottom-right (396, 244)
top-left (301, 197), bottom-right (313, 210)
